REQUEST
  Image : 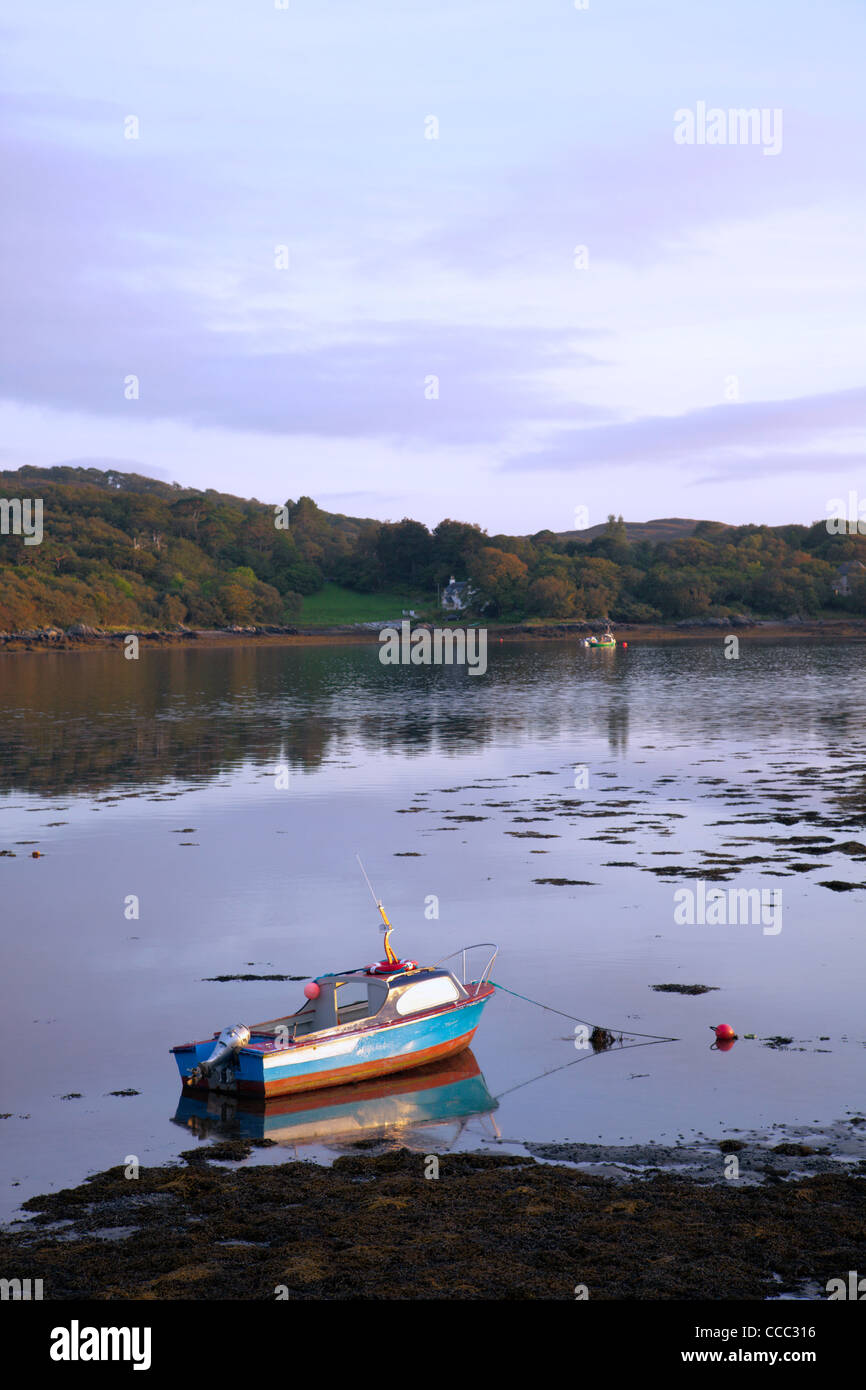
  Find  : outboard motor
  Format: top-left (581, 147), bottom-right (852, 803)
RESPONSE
top-left (186, 1023), bottom-right (250, 1086)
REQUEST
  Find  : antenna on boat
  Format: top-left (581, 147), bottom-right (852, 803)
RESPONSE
top-left (356, 854), bottom-right (398, 963)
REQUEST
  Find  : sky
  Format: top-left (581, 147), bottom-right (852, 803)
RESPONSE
top-left (1, 0), bottom-right (864, 534)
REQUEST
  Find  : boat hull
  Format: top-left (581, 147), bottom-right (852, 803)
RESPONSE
top-left (174, 988), bottom-right (492, 1098)
top-left (173, 1049), bottom-right (497, 1144)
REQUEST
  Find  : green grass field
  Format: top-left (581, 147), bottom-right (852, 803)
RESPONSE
top-left (297, 583), bottom-right (432, 626)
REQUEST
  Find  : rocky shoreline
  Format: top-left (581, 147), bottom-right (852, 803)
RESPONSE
top-left (2, 1141), bottom-right (864, 1300)
top-left (2, 615), bottom-right (865, 653)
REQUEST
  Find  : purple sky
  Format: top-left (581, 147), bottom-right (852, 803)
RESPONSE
top-left (2, 1), bottom-right (864, 533)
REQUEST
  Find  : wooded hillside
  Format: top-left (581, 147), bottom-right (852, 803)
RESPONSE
top-left (1, 466), bottom-right (864, 629)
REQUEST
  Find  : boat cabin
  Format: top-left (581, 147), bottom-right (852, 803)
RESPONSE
top-left (254, 966), bottom-right (471, 1044)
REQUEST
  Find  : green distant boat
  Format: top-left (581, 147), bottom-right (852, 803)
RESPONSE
top-left (583, 627), bottom-right (616, 649)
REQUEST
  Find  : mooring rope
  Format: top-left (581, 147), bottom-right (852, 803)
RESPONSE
top-left (489, 979), bottom-right (679, 1043)
top-left (492, 1036), bottom-right (668, 1103)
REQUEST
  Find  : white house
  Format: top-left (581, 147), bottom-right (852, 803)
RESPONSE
top-left (832, 560), bottom-right (866, 596)
top-left (441, 576), bottom-right (475, 611)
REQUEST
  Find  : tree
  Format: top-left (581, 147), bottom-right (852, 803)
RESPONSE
top-left (572, 556), bottom-right (620, 617)
top-left (159, 594), bottom-right (187, 627)
top-left (432, 519), bottom-right (486, 580)
top-left (528, 575), bottom-right (576, 617)
top-left (643, 570), bottom-right (711, 618)
top-left (473, 547), bottom-right (529, 615)
top-left (374, 519), bottom-right (434, 587)
top-left (594, 513), bottom-right (630, 563)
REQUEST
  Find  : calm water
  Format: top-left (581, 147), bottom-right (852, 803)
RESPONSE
top-left (1, 639), bottom-right (865, 1217)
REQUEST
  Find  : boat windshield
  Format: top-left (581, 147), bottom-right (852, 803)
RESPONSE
top-left (292, 974), bottom-right (391, 1033)
top-left (336, 980), bottom-right (378, 1024)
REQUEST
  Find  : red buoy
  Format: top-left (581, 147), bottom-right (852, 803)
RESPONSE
top-left (712, 1023), bottom-right (737, 1041)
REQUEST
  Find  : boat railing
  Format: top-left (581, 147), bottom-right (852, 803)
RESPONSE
top-left (435, 942), bottom-right (498, 992)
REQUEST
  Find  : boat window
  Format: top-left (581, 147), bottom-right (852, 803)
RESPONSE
top-left (395, 976), bottom-right (460, 1016)
top-left (335, 984), bottom-right (369, 1022)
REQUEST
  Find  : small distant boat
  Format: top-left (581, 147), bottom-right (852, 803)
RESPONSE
top-left (583, 627), bottom-right (616, 648)
top-left (171, 863), bottom-right (497, 1099)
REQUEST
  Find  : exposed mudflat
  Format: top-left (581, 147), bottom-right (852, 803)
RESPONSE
top-left (4, 616), bottom-right (866, 656)
top-left (525, 1117), bottom-right (866, 1186)
top-left (3, 1140), bottom-right (865, 1301)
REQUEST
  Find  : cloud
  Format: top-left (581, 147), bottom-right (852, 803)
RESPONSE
top-left (2, 0), bottom-right (864, 525)
top-left (0, 112), bottom-right (613, 447)
top-left (500, 386), bottom-right (866, 477)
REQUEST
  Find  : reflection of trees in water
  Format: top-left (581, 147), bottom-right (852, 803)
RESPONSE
top-left (817, 707), bottom-right (857, 743)
top-left (357, 712), bottom-right (499, 758)
top-left (574, 650), bottom-right (631, 755)
top-left (815, 695), bottom-right (866, 822)
top-left (4, 643), bottom-right (861, 798)
top-left (606, 699), bottom-right (629, 754)
top-left (0, 705), bottom-right (341, 794)
top-left (0, 648), bottom-right (553, 794)
top-left (0, 645), bottom-right (647, 797)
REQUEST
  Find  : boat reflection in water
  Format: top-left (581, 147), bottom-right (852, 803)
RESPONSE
top-left (173, 1048), bottom-right (498, 1153)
